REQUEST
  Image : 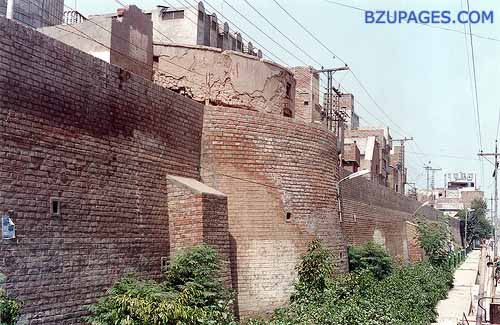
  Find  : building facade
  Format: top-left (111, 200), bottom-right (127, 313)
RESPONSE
top-left (0, 0), bottom-right (63, 28)
top-left (417, 172), bottom-right (483, 217)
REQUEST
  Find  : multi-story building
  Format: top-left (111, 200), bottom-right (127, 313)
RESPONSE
top-left (0, 0), bottom-right (63, 28)
top-left (417, 172), bottom-right (483, 217)
top-left (388, 145), bottom-right (406, 194)
top-left (344, 128), bottom-right (392, 186)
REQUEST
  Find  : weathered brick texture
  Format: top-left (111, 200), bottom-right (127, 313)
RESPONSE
top-left (0, 17), bottom-right (204, 324)
top-left (201, 105), bottom-right (348, 316)
top-left (166, 175), bottom-right (231, 284)
top-left (339, 169), bottom-right (459, 264)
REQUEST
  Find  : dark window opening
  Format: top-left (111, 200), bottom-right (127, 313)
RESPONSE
top-left (286, 212), bottom-right (292, 221)
top-left (161, 256), bottom-right (168, 272)
top-left (163, 10), bottom-right (184, 20)
top-left (304, 101), bottom-right (309, 106)
top-left (286, 82), bottom-right (292, 97)
top-left (51, 198), bottom-right (60, 216)
top-left (153, 56), bottom-right (159, 63)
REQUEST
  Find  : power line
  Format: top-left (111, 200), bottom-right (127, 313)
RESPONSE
top-left (270, 0), bottom-right (347, 65)
top-left (466, 0), bottom-right (483, 151)
top-left (240, 0), bottom-right (322, 67)
top-left (220, 0), bottom-right (313, 67)
top-left (181, 0), bottom-right (291, 68)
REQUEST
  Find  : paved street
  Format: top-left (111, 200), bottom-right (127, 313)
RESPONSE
top-left (434, 250), bottom-right (480, 325)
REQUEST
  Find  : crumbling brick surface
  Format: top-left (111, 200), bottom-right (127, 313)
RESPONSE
top-left (0, 17), bottom-right (203, 324)
top-left (201, 105), bottom-right (348, 317)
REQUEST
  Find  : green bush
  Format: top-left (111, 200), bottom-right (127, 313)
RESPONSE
top-left (87, 245), bottom-right (236, 325)
top-left (249, 241), bottom-right (453, 325)
top-left (416, 218), bottom-right (453, 267)
top-left (348, 241), bottom-right (393, 279)
top-left (0, 273), bottom-right (21, 325)
top-left (292, 240), bottom-right (334, 302)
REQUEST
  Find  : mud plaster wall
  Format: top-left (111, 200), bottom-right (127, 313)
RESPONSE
top-left (153, 44), bottom-right (295, 117)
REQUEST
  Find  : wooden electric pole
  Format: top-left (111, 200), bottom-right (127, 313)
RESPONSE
top-left (478, 140), bottom-right (499, 257)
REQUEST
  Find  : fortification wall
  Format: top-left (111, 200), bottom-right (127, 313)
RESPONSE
top-left (0, 17), bottom-right (205, 324)
top-left (201, 105), bottom-right (348, 317)
top-left (339, 169), bottom-right (459, 264)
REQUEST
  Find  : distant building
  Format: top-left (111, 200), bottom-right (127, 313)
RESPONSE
top-left (388, 145), bottom-right (406, 194)
top-left (417, 172), bottom-right (483, 217)
top-left (38, 5), bottom-right (154, 81)
top-left (290, 66), bottom-right (324, 125)
top-left (339, 93), bottom-right (359, 130)
top-left (147, 3), bottom-right (262, 57)
top-left (0, 0), bottom-right (63, 28)
top-left (344, 128), bottom-right (392, 187)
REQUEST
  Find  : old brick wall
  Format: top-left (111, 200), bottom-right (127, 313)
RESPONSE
top-left (201, 105), bottom-right (348, 317)
top-left (0, 17), bottom-right (204, 324)
top-left (339, 169), bottom-right (444, 263)
top-left (166, 175), bottom-right (231, 285)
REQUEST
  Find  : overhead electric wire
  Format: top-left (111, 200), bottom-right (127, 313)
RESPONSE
top-left (240, 0), bottom-right (322, 67)
top-left (466, 0), bottom-right (483, 151)
top-left (270, 0), bottom-right (347, 65)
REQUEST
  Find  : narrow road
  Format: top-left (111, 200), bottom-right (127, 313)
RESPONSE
top-left (433, 249), bottom-right (480, 325)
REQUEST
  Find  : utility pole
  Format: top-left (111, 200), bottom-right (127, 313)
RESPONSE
top-left (478, 140), bottom-right (499, 257)
top-left (392, 137), bottom-right (413, 194)
top-left (6, 0), bottom-right (14, 19)
top-left (424, 162), bottom-right (442, 190)
top-left (318, 66), bottom-right (349, 134)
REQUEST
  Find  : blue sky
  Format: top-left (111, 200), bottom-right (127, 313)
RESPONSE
top-left (67, 0), bottom-right (500, 205)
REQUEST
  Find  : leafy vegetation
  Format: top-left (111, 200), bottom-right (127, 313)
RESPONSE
top-left (87, 245), bottom-right (236, 325)
top-left (247, 240), bottom-right (453, 325)
top-left (348, 241), bottom-right (393, 279)
top-left (457, 199), bottom-right (493, 246)
top-left (0, 273), bottom-right (21, 325)
top-left (416, 217), bottom-right (453, 267)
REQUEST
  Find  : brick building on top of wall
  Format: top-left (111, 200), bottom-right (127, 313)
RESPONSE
top-left (344, 128), bottom-right (392, 187)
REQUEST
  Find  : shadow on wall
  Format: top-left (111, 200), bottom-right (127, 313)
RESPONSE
top-left (229, 234), bottom-right (239, 318)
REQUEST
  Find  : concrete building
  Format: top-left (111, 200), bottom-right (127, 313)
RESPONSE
top-left (339, 93), bottom-right (359, 130)
top-left (0, 0), bottom-right (63, 28)
top-left (342, 142), bottom-right (361, 173)
top-left (38, 5), bottom-right (154, 80)
top-left (344, 128), bottom-right (392, 186)
top-left (388, 145), bottom-right (406, 194)
top-left (417, 172), bottom-right (483, 217)
top-left (147, 3), bottom-right (261, 57)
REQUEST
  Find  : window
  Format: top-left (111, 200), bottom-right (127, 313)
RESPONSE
top-left (162, 10), bottom-right (185, 20)
top-left (285, 212), bottom-right (292, 222)
top-left (50, 198), bottom-right (60, 216)
top-left (153, 56), bottom-right (159, 63)
top-left (304, 101), bottom-right (309, 106)
top-left (286, 82), bottom-right (292, 97)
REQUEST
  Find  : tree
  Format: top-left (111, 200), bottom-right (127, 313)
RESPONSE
top-left (456, 199), bottom-right (493, 246)
top-left (416, 218), bottom-right (452, 267)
